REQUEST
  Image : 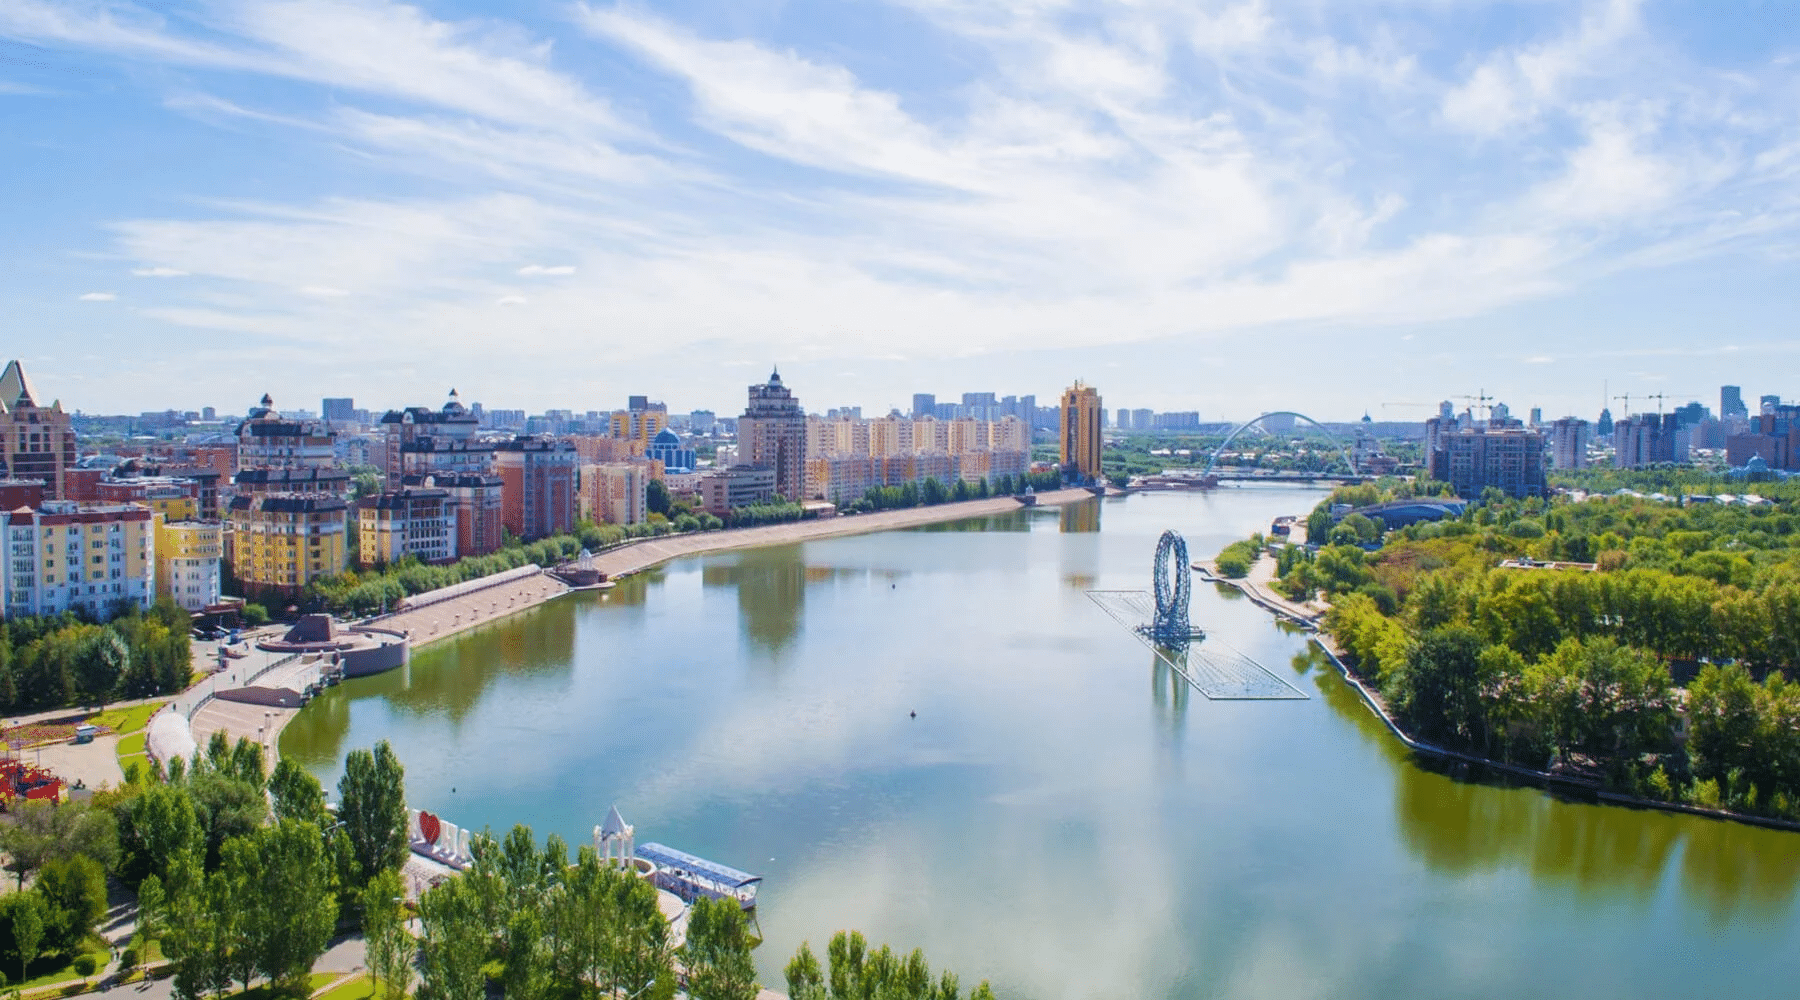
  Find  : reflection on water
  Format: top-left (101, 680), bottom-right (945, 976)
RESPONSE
top-left (278, 489), bottom-right (1800, 999)
top-left (704, 548), bottom-right (810, 655)
top-left (1060, 498), bottom-right (1101, 533)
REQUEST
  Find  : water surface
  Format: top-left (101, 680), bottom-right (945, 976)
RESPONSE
top-left (282, 489), bottom-right (1800, 999)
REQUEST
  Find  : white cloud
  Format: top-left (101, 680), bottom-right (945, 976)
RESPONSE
top-left (1525, 118), bottom-right (1678, 222)
top-left (131, 266), bottom-right (189, 277)
top-left (78, 291), bottom-right (117, 302)
top-left (8, 0), bottom-right (1799, 415)
top-left (1441, 0), bottom-right (1645, 135)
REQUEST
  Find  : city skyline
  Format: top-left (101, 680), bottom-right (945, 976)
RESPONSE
top-left (6, 2), bottom-right (1800, 415)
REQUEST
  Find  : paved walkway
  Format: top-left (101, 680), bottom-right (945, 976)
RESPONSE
top-left (589, 488), bottom-right (1102, 582)
top-left (378, 573), bottom-right (570, 650)
top-left (1195, 552), bottom-right (1327, 625)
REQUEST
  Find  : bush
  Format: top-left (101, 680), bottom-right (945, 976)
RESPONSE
top-left (119, 947), bottom-right (139, 972)
top-left (1216, 551), bottom-right (1251, 578)
top-left (73, 955), bottom-right (97, 977)
top-left (242, 602), bottom-right (271, 626)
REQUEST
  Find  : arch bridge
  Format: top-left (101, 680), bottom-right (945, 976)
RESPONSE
top-left (1202, 411), bottom-right (1359, 478)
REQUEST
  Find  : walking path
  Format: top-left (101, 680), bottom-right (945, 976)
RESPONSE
top-left (587, 488), bottom-right (1104, 583)
top-left (378, 571), bottom-right (570, 650)
top-left (1194, 552), bottom-right (1326, 626)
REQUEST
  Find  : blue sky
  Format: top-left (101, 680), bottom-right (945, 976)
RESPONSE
top-left (3, 0), bottom-right (1799, 422)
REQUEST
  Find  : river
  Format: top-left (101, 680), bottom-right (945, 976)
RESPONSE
top-left (280, 487), bottom-right (1800, 999)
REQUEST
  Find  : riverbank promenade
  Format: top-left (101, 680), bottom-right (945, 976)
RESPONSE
top-left (587, 487), bottom-right (1104, 583)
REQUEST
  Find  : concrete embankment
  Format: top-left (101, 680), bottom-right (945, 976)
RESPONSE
top-left (1216, 544), bottom-right (1800, 834)
top-left (586, 488), bottom-right (1106, 582)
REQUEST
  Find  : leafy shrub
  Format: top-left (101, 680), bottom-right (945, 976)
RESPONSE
top-left (73, 955), bottom-right (97, 977)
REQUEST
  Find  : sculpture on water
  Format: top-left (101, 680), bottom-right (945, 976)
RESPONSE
top-left (1148, 530), bottom-right (1193, 645)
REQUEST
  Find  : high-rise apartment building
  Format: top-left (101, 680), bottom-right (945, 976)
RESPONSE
top-left (1613, 414), bottom-right (1686, 469)
top-left (0, 360), bottom-right (78, 500)
top-left (610, 398), bottom-right (669, 444)
top-left (495, 437), bottom-right (578, 540)
top-left (1550, 418), bottom-right (1590, 470)
top-left (911, 394), bottom-right (936, 420)
top-left (237, 395), bottom-right (336, 469)
top-left (225, 493), bottom-right (350, 597)
top-left (406, 473), bottom-right (504, 556)
top-left (580, 463), bottom-right (648, 526)
top-left (1725, 404), bottom-right (1800, 471)
top-left (1059, 381), bottom-right (1104, 481)
top-left (358, 487), bottom-right (455, 567)
top-left (322, 397), bottom-right (356, 424)
top-left (377, 391), bottom-right (485, 483)
top-left (1427, 423), bottom-right (1547, 499)
top-left (738, 369), bottom-right (807, 502)
top-left (4, 502), bottom-right (155, 618)
top-left (154, 515), bottom-right (222, 611)
top-left (1721, 385), bottom-right (1747, 420)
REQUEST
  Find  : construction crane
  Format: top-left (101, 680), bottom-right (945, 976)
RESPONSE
top-left (1452, 390), bottom-right (1495, 419)
top-left (1613, 393), bottom-right (1634, 418)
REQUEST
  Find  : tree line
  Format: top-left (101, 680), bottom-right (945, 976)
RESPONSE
top-left (12, 731), bottom-right (1006, 998)
top-left (0, 596), bottom-right (192, 715)
top-left (843, 472), bottom-right (1060, 515)
top-left (1293, 485), bottom-right (1800, 821)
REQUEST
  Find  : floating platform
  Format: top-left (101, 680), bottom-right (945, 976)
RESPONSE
top-left (636, 842), bottom-right (762, 911)
top-left (1088, 590), bottom-right (1308, 701)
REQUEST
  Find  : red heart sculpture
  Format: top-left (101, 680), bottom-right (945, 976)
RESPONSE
top-left (419, 811), bottom-right (441, 846)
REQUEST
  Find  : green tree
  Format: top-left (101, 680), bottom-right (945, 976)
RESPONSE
top-left (1386, 625), bottom-right (1491, 749)
top-left (34, 854), bottom-right (107, 955)
top-left (1687, 661), bottom-right (1761, 782)
top-left (268, 756), bottom-right (328, 824)
top-left (134, 874), bottom-right (167, 957)
top-left (116, 783), bottom-right (203, 887)
top-left (187, 771), bottom-right (266, 871)
top-left (74, 629), bottom-right (128, 711)
top-left (12, 893), bottom-right (44, 984)
top-left (225, 819), bottom-right (339, 993)
top-left (364, 868), bottom-right (413, 1000)
top-left (646, 479), bottom-right (672, 516)
top-left (0, 800), bottom-right (118, 889)
top-left (785, 942), bottom-right (827, 1000)
top-left (417, 876), bottom-right (487, 1000)
top-left (339, 741), bottom-right (408, 886)
top-left (684, 896), bottom-right (758, 1000)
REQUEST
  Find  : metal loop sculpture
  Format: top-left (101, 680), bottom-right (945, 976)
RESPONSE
top-left (1149, 530), bottom-right (1192, 645)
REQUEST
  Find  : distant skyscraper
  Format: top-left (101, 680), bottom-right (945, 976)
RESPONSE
top-left (911, 393), bottom-right (935, 420)
top-left (1116, 408), bottom-right (1131, 430)
top-left (740, 368), bottom-right (808, 501)
top-left (1721, 385), bottom-right (1747, 420)
top-left (1529, 407), bottom-right (1542, 427)
top-left (1762, 394), bottom-right (1782, 415)
top-left (1550, 418), bottom-right (1590, 470)
top-left (322, 397), bottom-right (355, 424)
top-left (1597, 407), bottom-right (1614, 437)
top-left (1059, 381), bottom-right (1103, 481)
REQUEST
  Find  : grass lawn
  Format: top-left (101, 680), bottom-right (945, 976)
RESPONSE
top-left (315, 973), bottom-right (378, 1000)
top-left (117, 731), bottom-right (147, 756)
top-left (89, 701), bottom-right (166, 734)
top-left (10, 939), bottom-right (113, 994)
top-left (224, 972), bottom-right (339, 998)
